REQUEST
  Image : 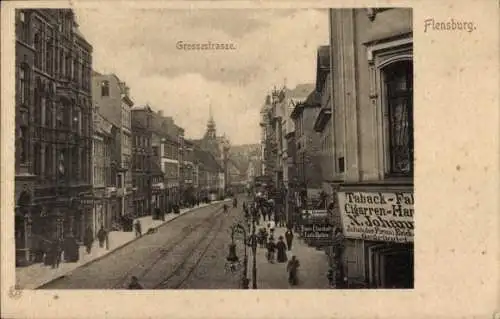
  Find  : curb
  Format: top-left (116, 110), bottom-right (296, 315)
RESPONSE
top-left (35, 199), bottom-right (231, 289)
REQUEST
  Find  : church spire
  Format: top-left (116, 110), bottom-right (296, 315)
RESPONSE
top-left (206, 103), bottom-right (216, 139)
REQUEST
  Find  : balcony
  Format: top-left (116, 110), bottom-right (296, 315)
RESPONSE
top-left (105, 186), bottom-right (117, 197)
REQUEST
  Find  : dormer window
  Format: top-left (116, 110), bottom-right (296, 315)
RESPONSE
top-left (101, 80), bottom-right (109, 97)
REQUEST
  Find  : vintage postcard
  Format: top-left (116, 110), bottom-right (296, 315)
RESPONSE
top-left (1, 0), bottom-right (498, 318)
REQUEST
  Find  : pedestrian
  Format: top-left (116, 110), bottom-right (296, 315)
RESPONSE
top-left (84, 226), bottom-right (94, 254)
top-left (97, 225), bottom-right (107, 248)
top-left (327, 268), bottom-right (335, 288)
top-left (269, 219), bottom-right (276, 233)
top-left (257, 228), bottom-right (265, 247)
top-left (276, 236), bottom-right (288, 263)
top-left (134, 220), bottom-right (142, 237)
top-left (50, 236), bottom-right (61, 268)
top-left (287, 255), bottom-right (300, 286)
top-left (128, 276), bottom-right (143, 289)
top-left (266, 237), bottom-right (276, 263)
top-left (285, 228), bottom-right (294, 251)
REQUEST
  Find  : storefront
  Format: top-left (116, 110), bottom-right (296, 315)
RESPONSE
top-left (336, 189), bottom-right (414, 289)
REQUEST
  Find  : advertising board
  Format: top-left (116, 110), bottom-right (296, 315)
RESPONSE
top-left (337, 191), bottom-right (414, 243)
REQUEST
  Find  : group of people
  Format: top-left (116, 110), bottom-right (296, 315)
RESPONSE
top-left (32, 225), bottom-right (110, 269)
top-left (243, 199), bottom-right (301, 286)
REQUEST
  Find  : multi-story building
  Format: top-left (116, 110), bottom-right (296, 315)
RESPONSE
top-left (259, 95), bottom-right (277, 181)
top-left (148, 111), bottom-right (183, 208)
top-left (91, 112), bottom-right (115, 236)
top-left (311, 46), bottom-right (336, 206)
top-left (182, 139), bottom-right (196, 203)
top-left (192, 108), bottom-right (229, 198)
top-left (92, 72), bottom-right (134, 219)
top-left (193, 144), bottom-right (222, 200)
top-left (131, 105), bottom-right (164, 217)
top-left (15, 9), bottom-right (94, 266)
top-left (269, 84), bottom-right (314, 221)
top-left (290, 89), bottom-right (323, 202)
top-left (328, 8), bottom-right (414, 289)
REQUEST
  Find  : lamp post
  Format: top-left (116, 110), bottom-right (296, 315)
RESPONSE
top-left (227, 223), bottom-right (249, 289)
top-left (248, 205), bottom-right (258, 289)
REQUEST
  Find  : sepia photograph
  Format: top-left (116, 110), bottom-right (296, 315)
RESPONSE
top-left (12, 7), bottom-right (414, 291)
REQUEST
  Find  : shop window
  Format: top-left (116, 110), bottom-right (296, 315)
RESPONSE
top-left (101, 80), bottom-right (109, 97)
top-left (384, 61), bottom-right (413, 176)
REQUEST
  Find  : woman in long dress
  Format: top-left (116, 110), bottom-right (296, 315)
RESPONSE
top-left (276, 236), bottom-right (288, 263)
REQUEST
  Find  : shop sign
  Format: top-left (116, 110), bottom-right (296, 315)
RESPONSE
top-left (301, 209), bottom-right (328, 219)
top-left (301, 223), bottom-right (333, 247)
top-left (337, 191), bottom-right (414, 243)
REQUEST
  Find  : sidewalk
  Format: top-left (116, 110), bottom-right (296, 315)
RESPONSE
top-left (16, 200), bottom-right (228, 289)
top-left (248, 221), bottom-right (331, 289)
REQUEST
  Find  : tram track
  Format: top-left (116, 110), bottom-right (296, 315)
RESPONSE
top-left (112, 205), bottom-right (226, 289)
top-left (154, 216), bottom-right (226, 289)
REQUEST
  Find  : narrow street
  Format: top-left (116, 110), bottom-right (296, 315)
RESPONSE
top-left (39, 199), bottom-right (246, 290)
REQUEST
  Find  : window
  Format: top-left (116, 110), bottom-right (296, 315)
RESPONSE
top-left (153, 146), bottom-right (159, 156)
top-left (45, 101), bottom-right (52, 127)
top-left (73, 108), bottom-right (81, 132)
top-left (34, 33), bottom-right (41, 69)
top-left (19, 125), bottom-right (28, 164)
top-left (45, 145), bottom-right (52, 179)
top-left (60, 51), bottom-right (64, 77)
top-left (46, 35), bottom-right (53, 75)
top-left (34, 143), bottom-right (41, 176)
top-left (385, 61), bottom-right (413, 176)
top-left (65, 54), bottom-right (71, 79)
top-left (72, 146), bottom-right (79, 179)
top-left (18, 11), bottom-right (29, 43)
top-left (19, 64), bottom-right (29, 105)
top-left (101, 81), bottom-right (109, 97)
top-left (338, 157), bottom-right (345, 173)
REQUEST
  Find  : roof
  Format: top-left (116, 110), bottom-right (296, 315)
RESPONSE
top-left (194, 146), bottom-right (221, 172)
top-left (304, 90), bottom-right (321, 107)
top-left (290, 89), bottom-right (320, 119)
top-left (289, 84), bottom-right (315, 99)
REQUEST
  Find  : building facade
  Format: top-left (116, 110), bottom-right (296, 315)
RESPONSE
top-left (328, 8), bottom-right (414, 288)
top-left (15, 9), bottom-right (94, 265)
top-left (92, 72), bottom-right (134, 220)
top-left (92, 112), bottom-right (115, 236)
top-left (192, 108), bottom-right (229, 198)
top-left (290, 90), bottom-right (323, 199)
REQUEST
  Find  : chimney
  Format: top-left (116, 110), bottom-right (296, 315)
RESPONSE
top-left (158, 110), bottom-right (164, 117)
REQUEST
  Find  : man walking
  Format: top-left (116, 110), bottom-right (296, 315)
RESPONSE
top-left (83, 226), bottom-right (94, 254)
top-left (97, 225), bottom-right (107, 248)
top-left (134, 220), bottom-right (142, 237)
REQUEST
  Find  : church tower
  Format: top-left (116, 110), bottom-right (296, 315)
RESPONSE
top-left (205, 103), bottom-right (217, 140)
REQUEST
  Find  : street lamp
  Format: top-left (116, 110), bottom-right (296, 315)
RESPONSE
top-left (226, 223), bottom-right (249, 289)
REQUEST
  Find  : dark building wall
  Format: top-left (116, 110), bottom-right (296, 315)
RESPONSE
top-left (15, 9), bottom-right (94, 264)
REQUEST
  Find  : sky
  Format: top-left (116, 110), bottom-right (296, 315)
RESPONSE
top-left (74, 7), bottom-right (329, 145)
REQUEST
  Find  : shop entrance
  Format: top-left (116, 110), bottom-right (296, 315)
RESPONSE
top-left (367, 242), bottom-right (414, 289)
top-left (383, 248), bottom-right (414, 288)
